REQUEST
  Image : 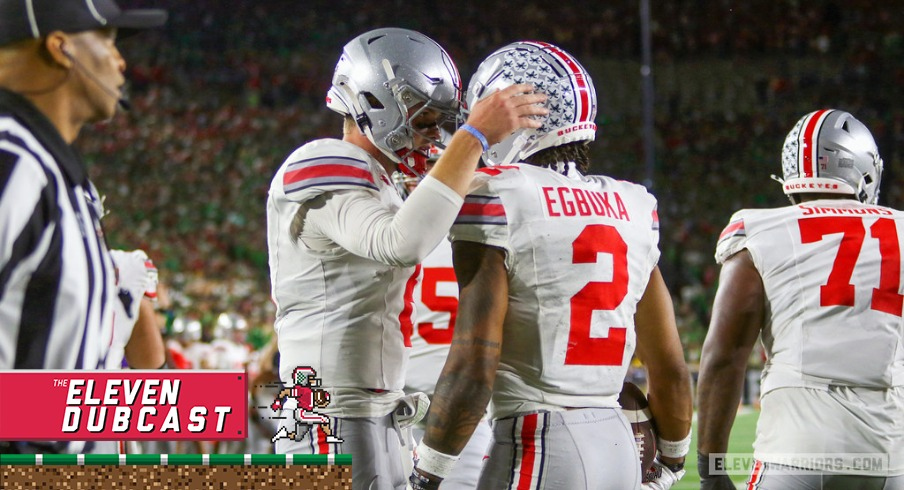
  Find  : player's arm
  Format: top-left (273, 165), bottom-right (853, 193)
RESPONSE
top-left (123, 298), bottom-right (166, 369)
top-left (304, 182), bottom-right (461, 267)
top-left (634, 266), bottom-right (693, 468)
top-left (696, 249), bottom-right (764, 489)
top-left (301, 86), bottom-right (547, 267)
top-left (411, 240), bottom-right (507, 488)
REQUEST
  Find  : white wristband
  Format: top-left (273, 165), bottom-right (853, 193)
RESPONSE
top-left (415, 441), bottom-right (460, 479)
top-left (657, 432), bottom-right (692, 459)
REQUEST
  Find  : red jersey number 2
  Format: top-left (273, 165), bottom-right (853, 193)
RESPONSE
top-left (798, 216), bottom-right (903, 316)
top-left (565, 224), bottom-right (629, 366)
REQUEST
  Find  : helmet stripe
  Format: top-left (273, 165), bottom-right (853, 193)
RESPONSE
top-left (528, 41), bottom-right (590, 124)
top-left (799, 109), bottom-right (831, 178)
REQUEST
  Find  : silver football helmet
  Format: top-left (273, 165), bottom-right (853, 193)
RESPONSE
top-left (466, 41), bottom-right (597, 166)
top-left (779, 109), bottom-right (883, 204)
top-left (326, 28), bottom-right (462, 171)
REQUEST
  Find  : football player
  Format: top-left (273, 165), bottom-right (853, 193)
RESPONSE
top-left (697, 109), bottom-right (904, 489)
top-left (408, 41), bottom-right (692, 490)
top-left (403, 142), bottom-right (494, 489)
top-left (271, 367), bottom-right (338, 445)
top-left (266, 28), bottom-right (547, 489)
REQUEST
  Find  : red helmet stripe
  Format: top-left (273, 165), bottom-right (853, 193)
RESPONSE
top-left (528, 41), bottom-right (590, 124)
top-left (800, 109), bottom-right (831, 178)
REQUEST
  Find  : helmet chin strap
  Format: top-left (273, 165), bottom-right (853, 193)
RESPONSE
top-left (855, 179), bottom-right (870, 204)
top-left (396, 148), bottom-right (427, 178)
top-left (497, 132), bottom-right (530, 165)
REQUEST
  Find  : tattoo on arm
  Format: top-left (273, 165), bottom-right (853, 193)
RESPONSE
top-left (424, 350), bottom-right (499, 454)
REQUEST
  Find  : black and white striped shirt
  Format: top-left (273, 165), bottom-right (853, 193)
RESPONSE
top-left (0, 89), bottom-right (116, 372)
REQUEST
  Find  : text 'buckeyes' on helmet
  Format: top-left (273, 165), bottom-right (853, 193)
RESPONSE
top-left (779, 109), bottom-right (883, 204)
top-left (467, 41), bottom-right (597, 166)
top-left (325, 27), bottom-right (463, 172)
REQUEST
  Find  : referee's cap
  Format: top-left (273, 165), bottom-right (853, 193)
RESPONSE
top-left (0, 0), bottom-right (167, 47)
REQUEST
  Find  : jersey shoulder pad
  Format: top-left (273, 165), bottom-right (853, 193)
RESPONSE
top-left (590, 175), bottom-right (655, 201)
top-left (455, 189), bottom-right (507, 227)
top-left (715, 209), bottom-right (752, 264)
top-left (475, 164), bottom-right (522, 178)
top-left (280, 138), bottom-right (380, 203)
top-left (455, 169), bottom-right (511, 227)
top-left (589, 175), bottom-right (660, 229)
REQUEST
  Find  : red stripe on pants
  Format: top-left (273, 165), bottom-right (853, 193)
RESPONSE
top-left (747, 459), bottom-right (764, 490)
top-left (517, 414), bottom-right (538, 490)
top-left (316, 425), bottom-right (329, 454)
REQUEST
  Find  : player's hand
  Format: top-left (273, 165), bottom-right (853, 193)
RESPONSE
top-left (463, 83), bottom-right (547, 145)
top-left (110, 249), bottom-right (154, 319)
top-left (698, 451), bottom-right (736, 490)
top-left (642, 456), bottom-right (686, 490)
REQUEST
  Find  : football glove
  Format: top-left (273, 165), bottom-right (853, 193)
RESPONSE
top-left (110, 249), bottom-right (155, 320)
top-left (642, 455), bottom-right (686, 490)
top-left (394, 392), bottom-right (430, 429)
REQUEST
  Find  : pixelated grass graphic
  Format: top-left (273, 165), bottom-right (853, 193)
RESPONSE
top-left (0, 453), bottom-right (351, 465)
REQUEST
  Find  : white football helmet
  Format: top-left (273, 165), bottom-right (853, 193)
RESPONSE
top-left (326, 28), bottom-right (462, 173)
top-left (466, 41), bottom-right (597, 166)
top-left (779, 109), bottom-right (883, 204)
top-left (292, 367), bottom-right (318, 387)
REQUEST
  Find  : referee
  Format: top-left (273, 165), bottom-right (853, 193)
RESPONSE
top-left (0, 0), bottom-right (166, 453)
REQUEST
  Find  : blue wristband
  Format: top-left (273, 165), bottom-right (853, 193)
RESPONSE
top-left (460, 124), bottom-right (490, 152)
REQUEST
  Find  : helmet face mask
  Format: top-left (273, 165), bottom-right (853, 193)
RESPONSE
top-left (467, 41), bottom-right (597, 166)
top-left (392, 129), bottom-right (450, 199)
top-left (326, 28), bottom-right (462, 174)
top-left (779, 109), bottom-right (883, 204)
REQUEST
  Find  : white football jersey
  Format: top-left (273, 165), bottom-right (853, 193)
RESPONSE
top-left (267, 139), bottom-right (417, 413)
top-left (450, 165), bottom-right (661, 419)
top-left (716, 200), bottom-right (904, 391)
top-left (406, 238), bottom-right (457, 396)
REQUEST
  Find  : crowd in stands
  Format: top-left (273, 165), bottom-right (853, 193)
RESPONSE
top-left (79, 0), bottom-right (903, 396)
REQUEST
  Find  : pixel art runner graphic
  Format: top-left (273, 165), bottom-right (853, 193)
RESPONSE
top-left (267, 366), bottom-right (342, 444)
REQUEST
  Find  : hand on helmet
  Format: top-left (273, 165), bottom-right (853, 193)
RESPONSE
top-left (464, 83), bottom-right (547, 146)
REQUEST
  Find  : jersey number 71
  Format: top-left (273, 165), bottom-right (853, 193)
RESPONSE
top-left (799, 216), bottom-right (903, 316)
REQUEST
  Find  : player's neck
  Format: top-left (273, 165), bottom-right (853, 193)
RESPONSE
top-left (795, 193), bottom-right (858, 204)
top-left (344, 129), bottom-right (396, 174)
